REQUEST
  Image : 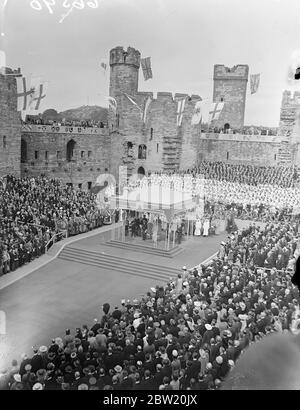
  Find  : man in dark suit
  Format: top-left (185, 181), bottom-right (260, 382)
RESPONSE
top-left (140, 370), bottom-right (154, 390)
top-left (120, 370), bottom-right (133, 390)
top-left (30, 348), bottom-right (45, 374)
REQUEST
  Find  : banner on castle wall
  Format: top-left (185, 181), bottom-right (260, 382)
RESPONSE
top-left (108, 96), bottom-right (117, 113)
top-left (143, 95), bottom-right (152, 123)
top-left (250, 73), bottom-right (260, 94)
top-left (17, 76), bottom-right (47, 115)
top-left (16, 76), bottom-right (34, 111)
top-left (201, 101), bottom-right (224, 124)
top-left (28, 77), bottom-right (48, 111)
top-left (141, 57), bottom-right (153, 81)
top-left (191, 100), bottom-right (202, 125)
top-left (123, 93), bottom-right (143, 113)
top-left (176, 97), bottom-right (186, 126)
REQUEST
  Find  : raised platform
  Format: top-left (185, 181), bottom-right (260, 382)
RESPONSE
top-left (104, 239), bottom-right (183, 258)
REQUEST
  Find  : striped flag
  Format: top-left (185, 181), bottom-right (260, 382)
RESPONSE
top-left (250, 73), bottom-right (260, 94)
top-left (123, 93), bottom-right (143, 113)
top-left (142, 95), bottom-right (152, 123)
top-left (191, 100), bottom-right (202, 125)
top-left (176, 97), bottom-right (186, 126)
top-left (141, 57), bottom-right (153, 81)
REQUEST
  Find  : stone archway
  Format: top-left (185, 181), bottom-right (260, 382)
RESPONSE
top-left (66, 139), bottom-right (76, 162)
top-left (137, 166), bottom-right (145, 176)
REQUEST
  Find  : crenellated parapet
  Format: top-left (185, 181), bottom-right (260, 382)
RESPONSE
top-left (110, 46), bottom-right (141, 68)
top-left (213, 64), bottom-right (249, 81)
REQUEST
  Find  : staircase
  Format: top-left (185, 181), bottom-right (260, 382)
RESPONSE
top-left (162, 129), bottom-right (183, 173)
top-left (277, 136), bottom-right (293, 166)
top-left (104, 240), bottom-right (183, 258)
top-left (58, 246), bottom-right (181, 282)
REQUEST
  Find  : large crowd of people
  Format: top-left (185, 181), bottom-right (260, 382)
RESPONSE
top-left (24, 117), bottom-right (107, 128)
top-left (0, 175), bottom-right (107, 276)
top-left (127, 162), bottom-right (300, 210)
top-left (1, 221), bottom-right (299, 390)
top-left (201, 125), bottom-right (279, 136)
top-left (1, 159), bottom-right (300, 390)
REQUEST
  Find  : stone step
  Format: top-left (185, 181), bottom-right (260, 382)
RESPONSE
top-left (58, 246), bottom-right (181, 282)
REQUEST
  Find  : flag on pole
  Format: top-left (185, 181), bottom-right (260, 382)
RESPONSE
top-left (16, 76), bottom-right (35, 111)
top-left (142, 95), bottom-right (152, 123)
top-left (176, 97), bottom-right (186, 126)
top-left (100, 59), bottom-right (108, 76)
top-left (250, 73), bottom-right (260, 94)
top-left (191, 100), bottom-right (202, 125)
top-left (141, 57), bottom-right (153, 81)
top-left (108, 96), bottom-right (117, 113)
top-left (28, 77), bottom-right (48, 111)
top-left (123, 93), bottom-right (143, 113)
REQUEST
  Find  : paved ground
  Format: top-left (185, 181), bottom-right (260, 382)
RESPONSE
top-left (0, 229), bottom-right (227, 370)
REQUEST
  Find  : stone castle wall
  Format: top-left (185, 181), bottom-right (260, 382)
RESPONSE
top-left (280, 90), bottom-right (300, 137)
top-left (198, 133), bottom-right (284, 166)
top-left (108, 47), bottom-right (254, 176)
top-left (2, 46), bottom-right (300, 189)
top-left (21, 125), bottom-right (110, 189)
top-left (0, 68), bottom-right (22, 177)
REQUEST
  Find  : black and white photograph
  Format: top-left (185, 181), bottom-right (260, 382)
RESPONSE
top-left (1, 0), bottom-right (300, 394)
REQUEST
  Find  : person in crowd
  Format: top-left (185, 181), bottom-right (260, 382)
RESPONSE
top-left (0, 175), bottom-right (105, 276)
top-left (3, 218), bottom-right (299, 390)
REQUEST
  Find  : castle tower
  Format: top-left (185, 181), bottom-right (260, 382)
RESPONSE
top-left (213, 64), bottom-right (249, 130)
top-left (0, 67), bottom-right (22, 177)
top-left (279, 90), bottom-right (300, 137)
top-left (109, 46), bottom-right (141, 98)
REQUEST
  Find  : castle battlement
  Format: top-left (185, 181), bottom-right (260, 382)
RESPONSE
top-left (139, 92), bottom-right (201, 103)
top-left (0, 67), bottom-right (21, 77)
top-left (137, 92), bottom-right (154, 98)
top-left (110, 46), bottom-right (140, 68)
top-left (213, 64), bottom-right (249, 80)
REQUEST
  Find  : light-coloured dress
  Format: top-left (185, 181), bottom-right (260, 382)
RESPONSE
top-left (194, 219), bottom-right (202, 236)
top-left (203, 219), bottom-right (210, 236)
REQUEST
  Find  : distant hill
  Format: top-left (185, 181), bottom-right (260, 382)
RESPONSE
top-left (41, 106), bottom-right (108, 123)
top-left (58, 105), bottom-right (108, 122)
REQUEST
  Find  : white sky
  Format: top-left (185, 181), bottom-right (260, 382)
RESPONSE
top-left (1, 0), bottom-right (300, 125)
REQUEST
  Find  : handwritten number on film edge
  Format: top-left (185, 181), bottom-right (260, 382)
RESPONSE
top-left (30, 0), bottom-right (99, 13)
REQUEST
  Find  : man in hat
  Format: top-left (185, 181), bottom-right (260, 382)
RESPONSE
top-left (202, 323), bottom-right (214, 346)
top-left (10, 374), bottom-right (23, 390)
top-left (19, 354), bottom-right (32, 376)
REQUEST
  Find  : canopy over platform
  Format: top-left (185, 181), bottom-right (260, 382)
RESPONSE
top-left (109, 185), bottom-right (196, 221)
